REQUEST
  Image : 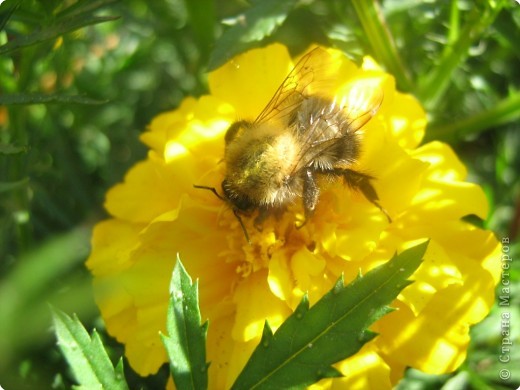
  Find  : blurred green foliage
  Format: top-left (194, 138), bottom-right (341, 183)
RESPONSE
top-left (0, 0), bottom-right (519, 388)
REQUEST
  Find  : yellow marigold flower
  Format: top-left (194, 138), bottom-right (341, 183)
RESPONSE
top-left (86, 43), bottom-right (501, 388)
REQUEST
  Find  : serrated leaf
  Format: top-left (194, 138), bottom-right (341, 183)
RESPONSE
top-left (0, 93), bottom-right (107, 105)
top-left (232, 241), bottom-right (429, 390)
top-left (51, 308), bottom-right (129, 390)
top-left (0, 10), bottom-right (119, 55)
top-left (207, 0), bottom-right (298, 70)
top-left (161, 255), bottom-right (209, 390)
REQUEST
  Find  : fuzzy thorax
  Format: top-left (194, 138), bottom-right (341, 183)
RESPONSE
top-left (223, 122), bottom-right (301, 208)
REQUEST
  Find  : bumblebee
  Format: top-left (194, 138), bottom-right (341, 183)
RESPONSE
top-left (196, 47), bottom-right (387, 241)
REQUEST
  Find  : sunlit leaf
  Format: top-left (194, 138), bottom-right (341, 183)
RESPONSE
top-left (208, 0), bottom-right (298, 70)
top-left (161, 256), bottom-right (209, 390)
top-left (51, 308), bottom-right (129, 390)
top-left (232, 241), bottom-right (428, 389)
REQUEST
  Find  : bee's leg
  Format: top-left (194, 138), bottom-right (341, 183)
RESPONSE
top-left (233, 208), bottom-right (251, 244)
top-left (254, 208), bottom-right (269, 231)
top-left (299, 168), bottom-right (319, 228)
top-left (336, 168), bottom-right (391, 222)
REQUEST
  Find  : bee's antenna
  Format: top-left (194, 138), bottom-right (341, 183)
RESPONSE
top-left (193, 185), bottom-right (225, 201)
top-left (193, 184), bottom-right (251, 245)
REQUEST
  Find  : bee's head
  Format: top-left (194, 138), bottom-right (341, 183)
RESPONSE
top-left (221, 179), bottom-right (254, 212)
top-left (222, 179), bottom-right (254, 244)
top-left (193, 181), bottom-right (252, 243)
top-left (225, 120), bottom-right (251, 145)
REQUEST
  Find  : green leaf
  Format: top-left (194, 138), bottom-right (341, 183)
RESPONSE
top-left (0, 228), bottom-right (96, 368)
top-left (0, 178), bottom-right (29, 193)
top-left (0, 93), bottom-right (108, 105)
top-left (185, 0), bottom-right (215, 61)
top-left (232, 241), bottom-right (429, 390)
top-left (0, 0), bottom-right (22, 33)
top-left (51, 308), bottom-right (129, 390)
top-left (425, 92), bottom-right (520, 143)
top-left (0, 6), bottom-right (119, 55)
top-left (207, 0), bottom-right (298, 70)
top-left (494, 9), bottom-right (520, 56)
top-left (55, 0), bottom-right (120, 20)
top-left (0, 144), bottom-right (28, 154)
top-left (161, 255), bottom-right (209, 390)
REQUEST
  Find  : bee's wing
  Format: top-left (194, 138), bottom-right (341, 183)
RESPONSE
top-left (254, 47), bottom-right (336, 125)
top-left (334, 79), bottom-right (383, 133)
top-left (291, 82), bottom-right (383, 173)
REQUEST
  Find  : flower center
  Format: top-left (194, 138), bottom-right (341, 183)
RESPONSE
top-left (221, 206), bottom-right (314, 279)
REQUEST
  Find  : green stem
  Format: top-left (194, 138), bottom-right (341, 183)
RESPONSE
top-left (418, 1), bottom-right (505, 110)
top-left (352, 0), bottom-right (413, 92)
top-left (447, 0), bottom-right (460, 46)
top-left (424, 92), bottom-right (520, 143)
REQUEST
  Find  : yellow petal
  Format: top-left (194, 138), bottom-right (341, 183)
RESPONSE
top-left (290, 248), bottom-right (329, 306)
top-left (446, 224), bottom-right (502, 285)
top-left (328, 346), bottom-right (392, 389)
top-left (405, 180), bottom-right (489, 221)
top-left (205, 303), bottom-right (240, 388)
top-left (412, 141), bottom-right (467, 182)
top-left (141, 97), bottom-right (198, 154)
top-left (361, 56), bottom-right (426, 149)
top-left (377, 270), bottom-right (496, 375)
top-left (268, 248), bottom-right (293, 302)
top-left (398, 240), bottom-right (462, 316)
top-left (138, 197), bottom-right (238, 320)
top-left (360, 124), bottom-right (430, 216)
top-left (125, 304), bottom-right (168, 376)
top-left (167, 95), bottom-right (235, 160)
top-left (232, 270), bottom-right (291, 342)
top-left (104, 157), bottom-right (181, 223)
top-left (317, 186), bottom-right (387, 262)
top-left (208, 43), bottom-right (293, 119)
top-left (86, 219), bottom-right (142, 276)
top-left (381, 93), bottom-right (426, 150)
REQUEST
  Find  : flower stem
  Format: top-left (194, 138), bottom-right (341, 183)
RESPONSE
top-left (424, 92), bottom-right (520, 143)
top-left (351, 0), bottom-right (412, 92)
top-left (417, 0), bottom-right (505, 110)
